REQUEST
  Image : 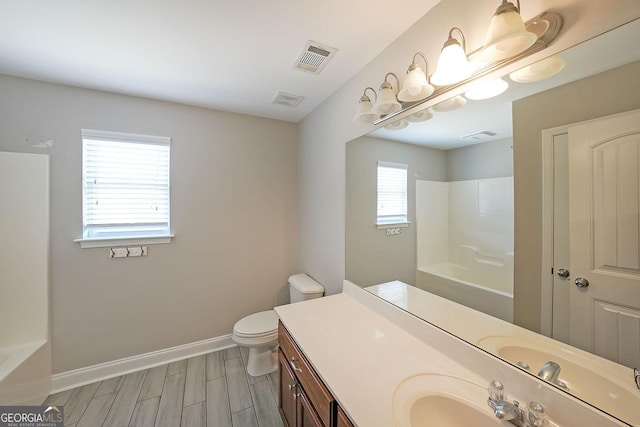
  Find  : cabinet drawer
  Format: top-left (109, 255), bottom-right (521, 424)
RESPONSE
top-left (279, 321), bottom-right (334, 427)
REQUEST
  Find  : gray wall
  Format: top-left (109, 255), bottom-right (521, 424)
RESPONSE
top-left (0, 75), bottom-right (299, 373)
top-left (345, 136), bottom-right (445, 286)
top-left (446, 138), bottom-right (513, 181)
top-left (513, 60), bottom-right (640, 332)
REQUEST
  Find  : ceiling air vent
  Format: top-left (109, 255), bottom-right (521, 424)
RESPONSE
top-left (293, 40), bottom-right (338, 74)
top-left (272, 91), bottom-right (304, 108)
top-left (460, 130), bottom-right (497, 141)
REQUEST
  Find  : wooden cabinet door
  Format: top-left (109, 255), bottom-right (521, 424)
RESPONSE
top-left (336, 406), bottom-right (353, 427)
top-left (278, 350), bottom-right (297, 427)
top-left (297, 389), bottom-right (323, 427)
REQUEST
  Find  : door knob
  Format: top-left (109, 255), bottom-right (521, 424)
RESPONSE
top-left (574, 277), bottom-right (589, 288)
top-left (556, 268), bottom-right (570, 278)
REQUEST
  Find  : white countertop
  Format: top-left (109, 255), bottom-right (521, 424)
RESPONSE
top-left (275, 285), bottom-right (485, 426)
top-left (275, 281), bottom-right (628, 427)
top-left (366, 281), bottom-right (639, 425)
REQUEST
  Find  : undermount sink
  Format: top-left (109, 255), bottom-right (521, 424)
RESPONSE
top-left (477, 335), bottom-right (640, 422)
top-left (392, 374), bottom-right (501, 426)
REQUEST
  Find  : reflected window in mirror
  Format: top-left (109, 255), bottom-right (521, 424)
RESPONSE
top-left (376, 161), bottom-right (408, 227)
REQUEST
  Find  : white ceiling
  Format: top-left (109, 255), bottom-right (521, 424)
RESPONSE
top-left (0, 0), bottom-right (442, 123)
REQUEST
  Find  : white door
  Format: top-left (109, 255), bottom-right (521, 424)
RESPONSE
top-left (568, 109), bottom-right (640, 368)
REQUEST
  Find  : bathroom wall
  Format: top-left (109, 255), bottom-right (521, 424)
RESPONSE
top-left (346, 136), bottom-right (445, 286)
top-left (0, 74), bottom-right (299, 374)
top-left (298, 0), bottom-right (637, 295)
top-left (446, 138), bottom-right (513, 181)
top-left (513, 59), bottom-right (640, 332)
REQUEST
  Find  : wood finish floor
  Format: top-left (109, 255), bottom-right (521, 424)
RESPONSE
top-left (44, 346), bottom-right (284, 427)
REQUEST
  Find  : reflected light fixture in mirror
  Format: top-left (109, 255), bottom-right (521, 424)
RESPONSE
top-left (464, 77), bottom-right (509, 100)
top-left (372, 72), bottom-right (402, 115)
top-left (432, 95), bottom-right (466, 112)
top-left (481, 0), bottom-right (537, 61)
top-left (384, 118), bottom-right (410, 131)
top-left (509, 55), bottom-right (567, 82)
top-left (406, 109), bottom-right (433, 123)
top-left (398, 52), bottom-right (434, 102)
top-left (352, 87), bottom-right (378, 124)
top-left (431, 27), bottom-right (473, 86)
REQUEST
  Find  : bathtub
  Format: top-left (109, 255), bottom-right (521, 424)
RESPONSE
top-left (416, 262), bottom-right (513, 322)
top-left (0, 340), bottom-right (51, 405)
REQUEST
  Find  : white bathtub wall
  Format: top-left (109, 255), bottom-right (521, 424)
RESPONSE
top-left (449, 177), bottom-right (514, 293)
top-left (0, 151), bottom-right (51, 404)
top-left (416, 177), bottom-right (514, 295)
top-left (415, 180), bottom-right (448, 269)
top-left (0, 152), bottom-right (49, 348)
top-left (449, 178), bottom-right (514, 266)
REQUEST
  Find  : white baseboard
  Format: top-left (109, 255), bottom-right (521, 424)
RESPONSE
top-left (51, 334), bottom-right (235, 393)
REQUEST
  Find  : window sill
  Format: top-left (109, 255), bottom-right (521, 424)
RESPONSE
top-left (74, 235), bottom-right (174, 249)
top-left (376, 222), bottom-right (410, 229)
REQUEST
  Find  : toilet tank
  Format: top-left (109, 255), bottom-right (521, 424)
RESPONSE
top-left (288, 273), bottom-right (324, 303)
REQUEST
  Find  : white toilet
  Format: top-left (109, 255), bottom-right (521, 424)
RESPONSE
top-left (232, 273), bottom-right (324, 376)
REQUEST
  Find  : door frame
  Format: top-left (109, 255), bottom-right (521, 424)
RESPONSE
top-left (541, 124), bottom-right (570, 337)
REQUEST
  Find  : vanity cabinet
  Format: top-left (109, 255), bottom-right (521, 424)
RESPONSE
top-left (278, 321), bottom-right (353, 427)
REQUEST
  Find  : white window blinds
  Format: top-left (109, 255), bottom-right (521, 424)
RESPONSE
top-left (81, 129), bottom-right (171, 240)
top-left (377, 161), bottom-right (408, 225)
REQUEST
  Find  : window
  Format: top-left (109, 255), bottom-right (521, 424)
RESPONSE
top-left (78, 129), bottom-right (171, 247)
top-left (376, 161), bottom-right (408, 226)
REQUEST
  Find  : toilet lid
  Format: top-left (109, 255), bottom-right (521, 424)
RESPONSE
top-left (234, 310), bottom-right (279, 337)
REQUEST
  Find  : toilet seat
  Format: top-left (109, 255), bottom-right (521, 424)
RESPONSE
top-left (233, 310), bottom-right (278, 338)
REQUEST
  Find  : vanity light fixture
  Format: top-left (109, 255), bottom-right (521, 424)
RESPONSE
top-left (464, 77), bottom-right (509, 100)
top-left (431, 27), bottom-right (473, 86)
top-left (481, 0), bottom-right (537, 61)
top-left (352, 87), bottom-right (378, 124)
top-left (372, 73), bottom-right (402, 115)
top-left (398, 52), bottom-right (435, 102)
top-left (352, 9), bottom-right (562, 127)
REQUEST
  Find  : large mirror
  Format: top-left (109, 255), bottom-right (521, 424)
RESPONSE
top-left (346, 17), bottom-right (640, 426)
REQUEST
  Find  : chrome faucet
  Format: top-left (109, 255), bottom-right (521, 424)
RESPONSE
top-left (494, 400), bottom-right (526, 426)
top-left (488, 380), bottom-right (549, 427)
top-left (537, 361), bottom-right (560, 382)
top-left (538, 361), bottom-right (569, 390)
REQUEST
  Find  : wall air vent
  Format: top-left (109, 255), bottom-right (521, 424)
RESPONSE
top-left (272, 91), bottom-right (305, 107)
top-left (460, 130), bottom-right (498, 141)
top-left (293, 40), bottom-right (338, 74)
